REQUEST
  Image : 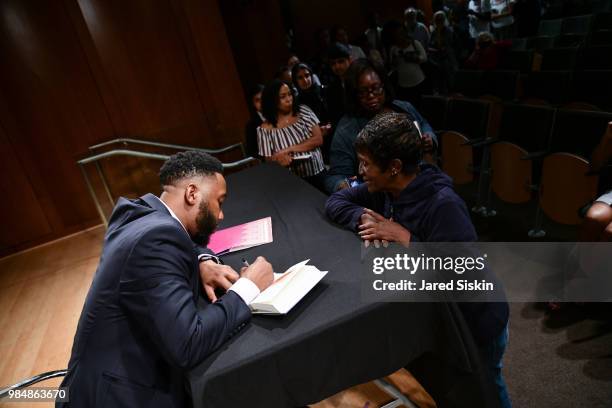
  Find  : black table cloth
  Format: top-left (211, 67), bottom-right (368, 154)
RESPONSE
top-left (188, 163), bottom-right (500, 408)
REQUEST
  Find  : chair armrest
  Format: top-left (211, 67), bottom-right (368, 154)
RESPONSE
top-left (471, 137), bottom-right (498, 148)
top-left (462, 137), bottom-right (488, 146)
top-left (521, 150), bottom-right (549, 161)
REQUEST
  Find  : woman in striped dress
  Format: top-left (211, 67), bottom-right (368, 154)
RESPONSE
top-left (257, 79), bottom-right (327, 192)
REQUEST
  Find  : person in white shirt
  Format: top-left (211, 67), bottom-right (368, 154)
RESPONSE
top-left (404, 7), bottom-right (431, 49)
top-left (390, 26), bottom-right (428, 106)
top-left (490, 0), bottom-right (516, 39)
top-left (468, 0), bottom-right (492, 38)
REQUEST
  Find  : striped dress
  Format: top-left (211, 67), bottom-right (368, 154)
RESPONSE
top-left (256, 105), bottom-right (325, 178)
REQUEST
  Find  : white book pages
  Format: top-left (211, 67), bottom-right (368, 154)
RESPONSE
top-left (250, 260), bottom-right (328, 315)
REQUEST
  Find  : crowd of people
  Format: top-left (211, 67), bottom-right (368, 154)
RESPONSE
top-left (245, 2), bottom-right (548, 193)
top-left (241, 5), bottom-right (610, 404)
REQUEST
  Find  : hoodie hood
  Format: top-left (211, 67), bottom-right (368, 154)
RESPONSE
top-left (391, 164), bottom-right (454, 206)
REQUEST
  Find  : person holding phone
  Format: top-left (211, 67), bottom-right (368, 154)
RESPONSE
top-left (292, 62), bottom-right (333, 162)
top-left (257, 79), bottom-right (327, 192)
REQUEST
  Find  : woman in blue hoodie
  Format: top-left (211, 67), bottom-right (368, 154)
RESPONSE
top-left (325, 112), bottom-right (511, 408)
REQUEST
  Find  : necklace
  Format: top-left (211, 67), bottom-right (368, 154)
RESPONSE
top-left (279, 114), bottom-right (293, 126)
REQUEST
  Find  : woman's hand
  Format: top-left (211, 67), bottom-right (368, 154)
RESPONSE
top-left (358, 208), bottom-right (411, 247)
top-left (271, 150), bottom-right (293, 167)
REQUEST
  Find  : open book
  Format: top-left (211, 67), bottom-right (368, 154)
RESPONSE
top-left (250, 260), bottom-right (328, 315)
top-left (208, 217), bottom-right (273, 255)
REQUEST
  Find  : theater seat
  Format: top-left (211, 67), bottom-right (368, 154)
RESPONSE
top-left (441, 131), bottom-right (474, 185)
top-left (539, 153), bottom-right (598, 225)
top-left (452, 70), bottom-right (484, 97)
top-left (570, 69), bottom-right (612, 110)
top-left (527, 35), bottom-right (556, 52)
top-left (420, 95), bottom-right (448, 132)
top-left (490, 143), bottom-right (532, 203)
top-left (524, 70), bottom-right (572, 105)
top-left (581, 45), bottom-right (612, 69)
top-left (541, 47), bottom-right (579, 70)
top-left (488, 104), bottom-right (556, 205)
top-left (561, 14), bottom-right (593, 35)
top-left (538, 18), bottom-right (563, 36)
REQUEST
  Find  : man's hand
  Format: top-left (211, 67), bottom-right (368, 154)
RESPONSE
top-left (199, 261), bottom-right (240, 302)
top-left (240, 256), bottom-right (274, 292)
top-left (358, 208), bottom-right (411, 247)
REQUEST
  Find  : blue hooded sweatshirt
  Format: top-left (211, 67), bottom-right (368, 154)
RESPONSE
top-left (325, 164), bottom-right (509, 344)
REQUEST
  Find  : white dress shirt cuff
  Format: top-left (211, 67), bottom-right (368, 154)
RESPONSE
top-left (229, 278), bottom-right (260, 305)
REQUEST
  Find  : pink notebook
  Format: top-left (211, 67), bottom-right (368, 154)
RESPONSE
top-left (208, 217), bottom-right (273, 255)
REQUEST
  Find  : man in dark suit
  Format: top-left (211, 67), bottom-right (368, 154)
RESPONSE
top-left (57, 151), bottom-right (273, 407)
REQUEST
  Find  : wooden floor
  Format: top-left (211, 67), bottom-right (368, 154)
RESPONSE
top-left (0, 227), bottom-right (434, 408)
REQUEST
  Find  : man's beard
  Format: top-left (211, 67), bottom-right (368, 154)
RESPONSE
top-left (192, 201), bottom-right (218, 247)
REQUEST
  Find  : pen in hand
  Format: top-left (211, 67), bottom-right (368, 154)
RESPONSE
top-left (238, 258), bottom-right (251, 275)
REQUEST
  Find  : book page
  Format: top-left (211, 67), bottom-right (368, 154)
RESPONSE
top-left (252, 260), bottom-right (309, 304)
top-left (272, 266), bottom-right (328, 314)
top-left (250, 260), bottom-right (327, 315)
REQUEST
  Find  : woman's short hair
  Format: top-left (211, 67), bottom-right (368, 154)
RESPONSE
top-left (344, 58), bottom-right (394, 116)
top-left (261, 79), bottom-right (297, 127)
top-left (355, 112), bottom-right (423, 174)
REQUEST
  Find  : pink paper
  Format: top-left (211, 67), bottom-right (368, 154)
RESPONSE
top-left (208, 217), bottom-right (273, 254)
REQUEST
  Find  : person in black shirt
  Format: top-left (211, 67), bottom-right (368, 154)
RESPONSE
top-left (244, 84), bottom-right (265, 159)
top-left (292, 63), bottom-right (332, 162)
top-left (326, 42), bottom-right (353, 128)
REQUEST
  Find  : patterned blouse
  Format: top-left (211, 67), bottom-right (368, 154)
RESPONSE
top-left (257, 105), bottom-right (325, 178)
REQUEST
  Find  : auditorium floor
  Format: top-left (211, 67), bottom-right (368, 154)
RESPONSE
top-left (1, 226), bottom-right (610, 407)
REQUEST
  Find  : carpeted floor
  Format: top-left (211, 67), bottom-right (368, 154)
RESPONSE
top-left (505, 302), bottom-right (612, 407)
top-left (458, 183), bottom-right (612, 407)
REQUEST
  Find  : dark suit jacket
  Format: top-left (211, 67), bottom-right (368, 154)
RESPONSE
top-left (57, 194), bottom-right (251, 408)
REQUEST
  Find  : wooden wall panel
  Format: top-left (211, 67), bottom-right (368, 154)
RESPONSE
top-left (172, 0), bottom-right (249, 145)
top-left (219, 0), bottom-right (289, 93)
top-left (73, 0), bottom-right (211, 146)
top-left (0, 0), bottom-right (251, 257)
top-left (0, 0), bottom-right (113, 238)
top-left (0, 123), bottom-right (52, 251)
top-left (290, 0), bottom-right (366, 61)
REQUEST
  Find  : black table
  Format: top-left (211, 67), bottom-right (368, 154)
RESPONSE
top-left (188, 163), bottom-right (499, 408)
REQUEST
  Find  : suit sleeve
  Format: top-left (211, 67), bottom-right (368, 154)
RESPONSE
top-left (119, 224), bottom-right (251, 370)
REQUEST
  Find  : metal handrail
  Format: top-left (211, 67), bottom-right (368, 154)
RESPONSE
top-left (89, 138), bottom-right (245, 157)
top-left (0, 369), bottom-right (67, 399)
top-left (78, 149), bottom-right (258, 227)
